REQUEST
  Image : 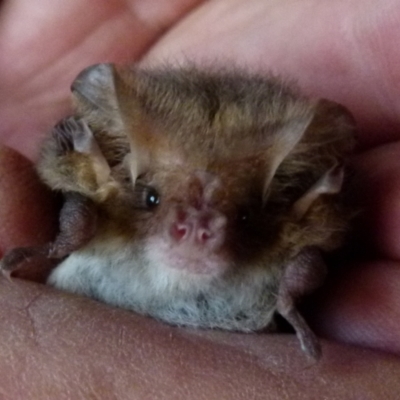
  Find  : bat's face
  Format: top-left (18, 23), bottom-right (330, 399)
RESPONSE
top-left (129, 159), bottom-right (270, 279)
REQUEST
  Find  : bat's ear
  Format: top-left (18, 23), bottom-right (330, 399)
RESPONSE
top-left (315, 99), bottom-right (356, 130)
top-left (287, 99), bottom-right (355, 217)
top-left (262, 98), bottom-right (356, 203)
top-left (71, 63), bottom-right (152, 181)
top-left (72, 63), bottom-right (145, 135)
top-left (309, 99), bottom-right (356, 153)
top-left (262, 108), bottom-right (314, 201)
top-left (71, 63), bottom-right (123, 130)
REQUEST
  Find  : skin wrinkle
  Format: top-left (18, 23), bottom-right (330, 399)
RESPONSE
top-left (21, 291), bottom-right (45, 349)
top-left (127, 0), bottom-right (205, 32)
top-left (13, 294), bottom-right (125, 399)
top-left (151, 324), bottom-right (394, 397)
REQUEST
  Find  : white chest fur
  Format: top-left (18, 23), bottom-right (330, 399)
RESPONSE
top-left (48, 235), bottom-right (279, 332)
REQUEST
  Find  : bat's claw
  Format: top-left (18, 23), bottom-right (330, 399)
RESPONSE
top-left (53, 116), bottom-right (96, 155)
top-left (0, 265), bottom-right (13, 282)
top-left (53, 117), bottom-right (77, 154)
top-left (277, 247), bottom-right (327, 359)
top-left (297, 322), bottom-right (322, 360)
top-left (0, 246), bottom-right (43, 278)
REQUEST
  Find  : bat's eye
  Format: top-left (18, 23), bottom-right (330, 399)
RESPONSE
top-left (134, 183), bottom-right (160, 210)
top-left (236, 202), bottom-right (262, 227)
top-left (145, 188), bottom-right (160, 208)
top-left (237, 208), bottom-right (250, 225)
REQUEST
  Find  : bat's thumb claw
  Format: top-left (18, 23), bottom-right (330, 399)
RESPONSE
top-left (0, 261), bottom-right (14, 282)
top-left (299, 332), bottom-right (322, 360)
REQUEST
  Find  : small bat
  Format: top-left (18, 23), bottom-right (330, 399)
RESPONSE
top-left (0, 64), bottom-right (355, 358)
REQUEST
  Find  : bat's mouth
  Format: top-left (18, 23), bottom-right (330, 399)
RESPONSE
top-left (168, 251), bottom-right (229, 275)
top-left (144, 236), bottom-right (229, 277)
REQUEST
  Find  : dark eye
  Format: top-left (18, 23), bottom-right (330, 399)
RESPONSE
top-left (134, 183), bottom-right (160, 210)
top-left (237, 208), bottom-right (251, 225)
top-left (145, 187), bottom-right (160, 208)
top-left (236, 200), bottom-right (263, 226)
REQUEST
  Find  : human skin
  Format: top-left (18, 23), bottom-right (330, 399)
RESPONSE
top-left (1, 0), bottom-right (400, 398)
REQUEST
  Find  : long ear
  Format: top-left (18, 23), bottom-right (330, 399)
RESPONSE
top-left (305, 98), bottom-right (356, 156)
top-left (263, 97), bottom-right (356, 203)
top-left (71, 63), bottom-right (124, 131)
top-left (71, 63), bottom-right (151, 181)
top-left (263, 111), bottom-right (314, 201)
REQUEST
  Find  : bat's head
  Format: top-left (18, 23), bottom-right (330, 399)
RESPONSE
top-left (72, 64), bottom-right (355, 280)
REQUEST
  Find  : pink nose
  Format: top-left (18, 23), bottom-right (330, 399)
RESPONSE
top-left (170, 211), bottom-right (226, 249)
top-left (171, 223), bottom-right (213, 243)
top-left (172, 223), bottom-right (190, 241)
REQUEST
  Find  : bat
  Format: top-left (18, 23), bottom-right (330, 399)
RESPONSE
top-left (0, 63), bottom-right (355, 359)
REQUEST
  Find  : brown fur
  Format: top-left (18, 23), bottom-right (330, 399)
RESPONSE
top-left (37, 63), bottom-right (355, 270)
top-left (26, 64), bottom-right (356, 358)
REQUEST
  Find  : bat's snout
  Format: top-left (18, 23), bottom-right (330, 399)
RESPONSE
top-left (169, 207), bottom-right (227, 253)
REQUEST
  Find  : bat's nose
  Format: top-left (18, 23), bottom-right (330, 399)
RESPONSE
top-left (169, 209), bottom-right (226, 250)
top-left (171, 222), bottom-right (190, 242)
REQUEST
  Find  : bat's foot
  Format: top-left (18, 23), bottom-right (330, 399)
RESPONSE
top-left (0, 193), bottom-right (98, 278)
top-left (1, 268), bottom-right (13, 281)
top-left (53, 116), bottom-right (101, 156)
top-left (0, 246), bottom-right (46, 278)
top-left (277, 247), bottom-right (327, 359)
top-left (297, 322), bottom-right (322, 360)
top-left (277, 304), bottom-right (321, 359)
top-left (53, 116), bottom-right (82, 155)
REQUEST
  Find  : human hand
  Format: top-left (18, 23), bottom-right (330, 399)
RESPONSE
top-left (1, 0), bottom-right (400, 398)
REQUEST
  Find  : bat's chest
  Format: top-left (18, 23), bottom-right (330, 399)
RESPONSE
top-left (47, 236), bottom-right (280, 332)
